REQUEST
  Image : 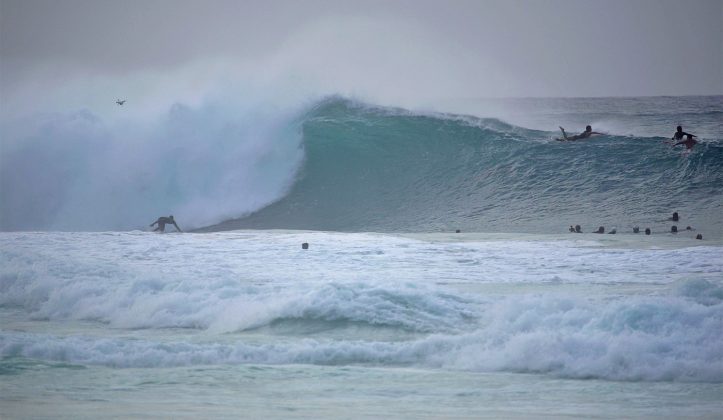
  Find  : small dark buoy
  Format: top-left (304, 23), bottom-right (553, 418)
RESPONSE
top-left (302, 242), bottom-right (309, 249)
top-left (671, 225), bottom-right (678, 233)
top-left (686, 226), bottom-right (692, 231)
top-left (696, 234), bottom-right (702, 240)
top-left (645, 228), bottom-right (651, 235)
top-left (672, 212), bottom-right (679, 222)
top-left (455, 229), bottom-right (461, 233)
top-left (633, 227), bottom-right (640, 233)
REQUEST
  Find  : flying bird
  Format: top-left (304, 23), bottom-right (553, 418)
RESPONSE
top-left (116, 99), bottom-right (126, 106)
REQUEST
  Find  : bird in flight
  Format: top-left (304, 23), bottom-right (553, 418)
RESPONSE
top-left (116, 99), bottom-right (126, 106)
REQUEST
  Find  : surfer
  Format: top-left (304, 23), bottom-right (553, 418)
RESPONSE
top-left (671, 126), bottom-right (695, 141)
top-left (672, 134), bottom-right (698, 150)
top-left (150, 215), bottom-right (181, 233)
top-left (557, 125), bottom-right (602, 141)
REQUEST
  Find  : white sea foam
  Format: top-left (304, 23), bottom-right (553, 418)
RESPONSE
top-left (0, 95), bottom-right (306, 231)
top-left (2, 288), bottom-right (721, 382)
top-left (1, 231), bottom-right (722, 382)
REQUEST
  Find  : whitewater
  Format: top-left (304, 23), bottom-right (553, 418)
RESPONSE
top-left (1, 95), bottom-right (722, 418)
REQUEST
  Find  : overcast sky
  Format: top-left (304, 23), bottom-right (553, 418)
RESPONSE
top-left (1, 0), bottom-right (721, 117)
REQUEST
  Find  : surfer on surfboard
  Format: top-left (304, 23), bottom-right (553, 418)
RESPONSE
top-left (557, 125), bottom-right (602, 141)
top-left (150, 215), bottom-right (182, 233)
top-left (671, 125), bottom-right (696, 141)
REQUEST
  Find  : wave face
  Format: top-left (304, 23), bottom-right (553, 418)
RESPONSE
top-left (210, 98), bottom-right (723, 234)
top-left (2, 96), bottom-right (721, 234)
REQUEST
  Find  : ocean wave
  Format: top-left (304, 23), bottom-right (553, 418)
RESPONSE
top-left (0, 263), bottom-right (478, 334)
top-left (0, 98), bottom-right (306, 231)
top-left (209, 97), bottom-right (723, 234)
top-left (2, 289), bottom-right (721, 382)
top-left (3, 96), bottom-right (721, 234)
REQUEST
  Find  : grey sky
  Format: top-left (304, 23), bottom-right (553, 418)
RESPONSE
top-left (1, 0), bottom-right (721, 116)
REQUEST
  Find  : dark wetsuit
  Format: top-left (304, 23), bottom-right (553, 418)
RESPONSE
top-left (150, 217), bottom-right (181, 232)
top-left (672, 131), bottom-right (694, 141)
top-left (575, 131), bottom-right (593, 140)
top-left (559, 127), bottom-right (600, 141)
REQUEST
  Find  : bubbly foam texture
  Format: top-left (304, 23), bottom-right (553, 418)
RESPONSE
top-left (2, 291), bottom-right (721, 382)
top-left (1, 231), bottom-right (722, 382)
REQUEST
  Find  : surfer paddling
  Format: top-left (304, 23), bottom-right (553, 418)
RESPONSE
top-left (150, 215), bottom-right (182, 233)
top-left (557, 125), bottom-right (602, 141)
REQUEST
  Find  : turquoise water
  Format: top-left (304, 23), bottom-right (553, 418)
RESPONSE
top-left (210, 96), bottom-right (723, 236)
top-left (2, 96), bottom-right (722, 235)
top-left (3, 363), bottom-right (722, 418)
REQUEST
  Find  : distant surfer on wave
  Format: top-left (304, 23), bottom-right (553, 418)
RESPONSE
top-left (557, 125), bottom-right (602, 141)
top-left (150, 215), bottom-right (182, 233)
top-left (671, 125), bottom-right (696, 141)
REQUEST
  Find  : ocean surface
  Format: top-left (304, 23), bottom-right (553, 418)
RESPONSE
top-left (1, 96), bottom-right (722, 418)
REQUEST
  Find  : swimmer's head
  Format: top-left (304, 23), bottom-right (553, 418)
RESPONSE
top-left (677, 126), bottom-right (682, 132)
top-left (585, 125), bottom-right (592, 131)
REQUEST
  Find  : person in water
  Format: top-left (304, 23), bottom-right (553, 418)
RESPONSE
top-left (150, 215), bottom-right (182, 233)
top-left (558, 125), bottom-right (603, 141)
top-left (673, 134), bottom-right (698, 150)
top-left (671, 126), bottom-right (696, 141)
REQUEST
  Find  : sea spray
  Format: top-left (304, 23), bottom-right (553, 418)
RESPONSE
top-left (0, 97), bottom-right (306, 231)
top-left (3, 96), bottom-right (721, 235)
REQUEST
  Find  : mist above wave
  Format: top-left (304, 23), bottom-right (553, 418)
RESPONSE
top-left (0, 96), bottom-right (305, 231)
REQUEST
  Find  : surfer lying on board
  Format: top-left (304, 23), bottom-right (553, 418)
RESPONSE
top-left (150, 215), bottom-right (182, 233)
top-left (672, 134), bottom-right (698, 150)
top-left (557, 125), bottom-right (602, 141)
